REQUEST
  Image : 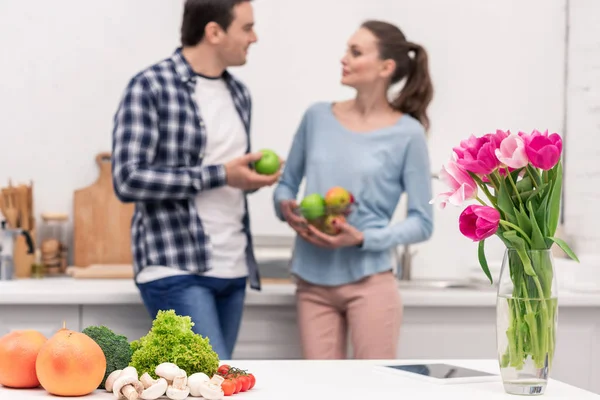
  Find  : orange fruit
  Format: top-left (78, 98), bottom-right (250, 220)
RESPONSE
top-left (0, 330), bottom-right (47, 388)
top-left (35, 324), bottom-right (106, 396)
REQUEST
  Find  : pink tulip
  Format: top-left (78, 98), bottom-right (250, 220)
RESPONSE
top-left (495, 132), bottom-right (529, 169)
top-left (522, 129), bottom-right (563, 170)
top-left (459, 205), bottom-right (501, 241)
top-left (431, 156), bottom-right (478, 209)
top-left (453, 130), bottom-right (508, 175)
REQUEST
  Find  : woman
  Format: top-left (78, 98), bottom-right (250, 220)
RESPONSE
top-left (273, 20), bottom-right (435, 360)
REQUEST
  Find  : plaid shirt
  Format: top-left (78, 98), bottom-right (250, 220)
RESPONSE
top-left (111, 48), bottom-right (260, 290)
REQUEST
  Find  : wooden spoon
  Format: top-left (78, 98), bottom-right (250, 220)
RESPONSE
top-left (2, 183), bottom-right (18, 228)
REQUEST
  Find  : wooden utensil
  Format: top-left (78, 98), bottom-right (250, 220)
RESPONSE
top-left (17, 185), bottom-right (29, 230)
top-left (2, 183), bottom-right (18, 228)
top-left (73, 152), bottom-right (135, 267)
top-left (27, 181), bottom-right (34, 230)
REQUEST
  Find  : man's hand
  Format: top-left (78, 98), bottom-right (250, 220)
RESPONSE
top-left (225, 152), bottom-right (282, 190)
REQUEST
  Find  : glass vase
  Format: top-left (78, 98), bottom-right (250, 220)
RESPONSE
top-left (496, 249), bottom-right (558, 396)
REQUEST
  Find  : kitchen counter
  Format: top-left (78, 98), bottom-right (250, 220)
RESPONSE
top-left (0, 359), bottom-right (597, 399)
top-left (0, 277), bottom-right (599, 394)
top-left (1, 277), bottom-right (600, 307)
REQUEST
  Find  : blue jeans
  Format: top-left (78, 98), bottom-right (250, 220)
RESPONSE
top-left (136, 274), bottom-right (247, 360)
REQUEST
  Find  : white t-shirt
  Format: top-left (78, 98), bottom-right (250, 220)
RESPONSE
top-left (135, 74), bottom-right (248, 284)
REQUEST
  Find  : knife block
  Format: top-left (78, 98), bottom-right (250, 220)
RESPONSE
top-left (13, 229), bottom-right (35, 278)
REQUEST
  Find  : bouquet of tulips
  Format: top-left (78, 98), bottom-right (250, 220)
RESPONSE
top-left (432, 129), bottom-right (579, 371)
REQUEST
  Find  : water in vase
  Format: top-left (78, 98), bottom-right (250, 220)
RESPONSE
top-left (496, 294), bottom-right (558, 396)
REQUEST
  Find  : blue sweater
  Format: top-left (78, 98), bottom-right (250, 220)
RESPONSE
top-left (273, 102), bottom-right (434, 286)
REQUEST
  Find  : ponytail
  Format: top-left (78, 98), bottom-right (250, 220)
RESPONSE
top-left (391, 42), bottom-right (434, 132)
top-left (361, 20), bottom-right (434, 132)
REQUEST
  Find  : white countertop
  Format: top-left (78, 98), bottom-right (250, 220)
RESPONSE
top-left (0, 277), bottom-right (600, 307)
top-left (0, 359), bottom-right (597, 399)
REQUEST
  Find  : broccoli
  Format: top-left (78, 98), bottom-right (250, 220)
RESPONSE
top-left (82, 325), bottom-right (133, 388)
top-left (129, 310), bottom-right (219, 378)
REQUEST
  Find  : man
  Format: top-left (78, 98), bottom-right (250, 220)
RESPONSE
top-left (111, 0), bottom-right (278, 360)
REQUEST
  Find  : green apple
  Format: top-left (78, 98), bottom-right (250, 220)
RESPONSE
top-left (300, 193), bottom-right (326, 220)
top-left (254, 149), bottom-right (281, 175)
top-left (324, 186), bottom-right (352, 213)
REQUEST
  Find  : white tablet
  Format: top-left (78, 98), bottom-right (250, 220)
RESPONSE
top-left (373, 363), bottom-right (499, 385)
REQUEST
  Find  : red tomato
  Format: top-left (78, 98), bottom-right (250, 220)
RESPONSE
top-left (247, 373), bottom-right (256, 390)
top-left (233, 377), bottom-right (242, 394)
top-left (221, 379), bottom-right (236, 396)
top-left (238, 375), bottom-right (250, 392)
top-left (218, 364), bottom-right (231, 376)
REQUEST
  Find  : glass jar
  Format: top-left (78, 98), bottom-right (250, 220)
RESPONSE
top-left (39, 213), bottom-right (68, 275)
top-left (30, 249), bottom-right (45, 279)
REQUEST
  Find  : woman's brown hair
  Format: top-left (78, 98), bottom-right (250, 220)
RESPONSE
top-left (361, 20), bottom-right (434, 131)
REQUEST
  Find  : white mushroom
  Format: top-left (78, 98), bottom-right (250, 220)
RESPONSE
top-left (106, 369), bottom-right (123, 392)
top-left (187, 372), bottom-right (210, 397)
top-left (155, 363), bottom-right (181, 383)
top-left (178, 368), bottom-right (188, 387)
top-left (140, 373), bottom-right (158, 389)
top-left (198, 375), bottom-right (224, 400)
top-left (140, 377), bottom-right (168, 400)
top-left (113, 375), bottom-right (144, 400)
top-left (120, 366), bottom-right (139, 380)
top-left (166, 373), bottom-right (190, 400)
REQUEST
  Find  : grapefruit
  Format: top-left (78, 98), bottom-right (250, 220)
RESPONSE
top-left (35, 323), bottom-right (106, 396)
top-left (0, 330), bottom-right (47, 388)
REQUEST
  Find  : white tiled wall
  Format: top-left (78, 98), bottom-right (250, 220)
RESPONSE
top-left (565, 0), bottom-right (600, 255)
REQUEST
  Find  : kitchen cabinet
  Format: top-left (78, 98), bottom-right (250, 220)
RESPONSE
top-left (81, 305), bottom-right (152, 342)
top-left (0, 305), bottom-right (79, 338)
top-left (0, 278), bottom-right (598, 393)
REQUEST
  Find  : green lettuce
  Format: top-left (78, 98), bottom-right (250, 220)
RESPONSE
top-left (129, 310), bottom-right (219, 377)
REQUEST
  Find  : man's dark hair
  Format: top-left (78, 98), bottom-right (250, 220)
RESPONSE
top-left (181, 0), bottom-right (251, 46)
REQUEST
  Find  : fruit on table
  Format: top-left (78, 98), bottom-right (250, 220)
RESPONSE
top-left (35, 322), bottom-right (106, 396)
top-left (322, 214), bottom-right (346, 235)
top-left (217, 364), bottom-right (256, 396)
top-left (0, 329), bottom-right (47, 388)
top-left (254, 149), bottom-right (281, 175)
top-left (82, 324), bottom-right (132, 389)
top-left (324, 186), bottom-right (354, 213)
top-left (300, 193), bottom-right (326, 220)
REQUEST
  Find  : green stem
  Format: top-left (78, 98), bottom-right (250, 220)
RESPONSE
top-left (499, 220), bottom-right (533, 246)
top-left (487, 173), bottom-right (500, 193)
top-left (476, 196), bottom-right (487, 206)
top-left (470, 173), bottom-right (498, 207)
top-left (504, 256), bottom-right (556, 371)
top-left (526, 167), bottom-right (540, 190)
top-left (506, 168), bottom-right (523, 204)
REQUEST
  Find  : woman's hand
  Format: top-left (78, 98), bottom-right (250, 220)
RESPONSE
top-left (280, 200), bottom-right (309, 236)
top-left (304, 220), bottom-right (364, 249)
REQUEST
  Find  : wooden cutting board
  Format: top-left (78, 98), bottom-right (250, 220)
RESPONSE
top-left (73, 152), bottom-right (134, 267)
top-left (66, 264), bottom-right (134, 279)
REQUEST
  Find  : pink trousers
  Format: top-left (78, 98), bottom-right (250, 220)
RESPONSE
top-left (295, 270), bottom-right (402, 359)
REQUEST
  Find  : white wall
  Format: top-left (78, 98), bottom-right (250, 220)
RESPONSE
top-left (564, 0), bottom-right (600, 256)
top-left (1, 0), bottom-right (591, 280)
